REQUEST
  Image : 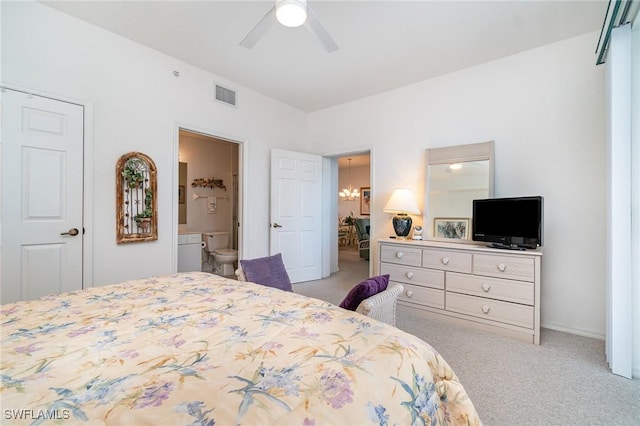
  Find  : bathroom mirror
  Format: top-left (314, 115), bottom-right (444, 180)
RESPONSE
top-left (424, 141), bottom-right (494, 241)
top-left (178, 162), bottom-right (187, 224)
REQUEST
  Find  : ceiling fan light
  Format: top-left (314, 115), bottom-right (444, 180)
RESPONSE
top-left (276, 0), bottom-right (308, 28)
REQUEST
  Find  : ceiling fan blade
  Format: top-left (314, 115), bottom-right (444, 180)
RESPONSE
top-left (305, 5), bottom-right (339, 53)
top-left (239, 5), bottom-right (276, 49)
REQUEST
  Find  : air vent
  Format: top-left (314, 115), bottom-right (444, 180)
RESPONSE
top-left (215, 84), bottom-right (237, 107)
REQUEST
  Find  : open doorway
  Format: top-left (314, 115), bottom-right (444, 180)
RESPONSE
top-left (177, 129), bottom-right (242, 277)
top-left (336, 152), bottom-right (371, 276)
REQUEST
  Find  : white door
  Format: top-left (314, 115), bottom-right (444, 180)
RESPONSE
top-left (1, 89), bottom-right (84, 303)
top-left (270, 149), bottom-right (322, 283)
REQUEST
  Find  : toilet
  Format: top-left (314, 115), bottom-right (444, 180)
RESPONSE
top-left (202, 231), bottom-right (238, 276)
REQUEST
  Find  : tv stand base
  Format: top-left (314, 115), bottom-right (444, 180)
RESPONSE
top-left (489, 243), bottom-right (528, 251)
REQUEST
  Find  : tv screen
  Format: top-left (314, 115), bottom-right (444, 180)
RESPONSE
top-left (472, 196), bottom-right (544, 249)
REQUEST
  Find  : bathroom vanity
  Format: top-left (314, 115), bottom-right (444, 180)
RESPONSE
top-left (178, 232), bottom-right (203, 272)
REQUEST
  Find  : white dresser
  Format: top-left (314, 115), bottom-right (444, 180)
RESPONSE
top-left (378, 238), bottom-right (542, 344)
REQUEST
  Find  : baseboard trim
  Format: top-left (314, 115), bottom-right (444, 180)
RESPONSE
top-left (541, 322), bottom-right (605, 341)
top-left (398, 303), bottom-right (535, 344)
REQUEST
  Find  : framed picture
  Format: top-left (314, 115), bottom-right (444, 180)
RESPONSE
top-left (434, 218), bottom-right (469, 239)
top-left (360, 187), bottom-right (371, 215)
top-left (178, 185), bottom-right (185, 204)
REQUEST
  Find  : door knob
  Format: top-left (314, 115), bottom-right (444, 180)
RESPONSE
top-left (272, 223), bottom-right (283, 228)
top-left (60, 228), bottom-right (79, 236)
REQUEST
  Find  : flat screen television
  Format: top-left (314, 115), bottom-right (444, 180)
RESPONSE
top-left (472, 196), bottom-right (544, 250)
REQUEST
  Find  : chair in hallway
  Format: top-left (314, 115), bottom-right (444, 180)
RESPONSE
top-left (354, 218), bottom-right (370, 260)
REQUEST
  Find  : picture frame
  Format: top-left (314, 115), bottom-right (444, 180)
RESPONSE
top-left (360, 187), bottom-right (371, 215)
top-left (434, 217), bottom-right (469, 239)
top-left (178, 185), bottom-right (185, 204)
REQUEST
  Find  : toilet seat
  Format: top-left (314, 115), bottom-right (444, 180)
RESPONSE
top-left (213, 249), bottom-right (238, 264)
top-left (214, 248), bottom-right (237, 256)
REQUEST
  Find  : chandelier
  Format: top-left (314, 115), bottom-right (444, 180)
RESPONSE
top-left (339, 158), bottom-right (360, 201)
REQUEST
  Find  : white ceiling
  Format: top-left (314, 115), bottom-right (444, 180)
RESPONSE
top-left (41, 1), bottom-right (607, 113)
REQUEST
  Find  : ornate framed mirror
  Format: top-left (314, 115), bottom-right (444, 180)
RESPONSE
top-left (424, 141), bottom-right (494, 241)
top-left (116, 152), bottom-right (158, 243)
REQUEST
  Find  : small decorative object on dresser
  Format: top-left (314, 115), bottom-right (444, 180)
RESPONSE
top-left (379, 238), bottom-right (542, 344)
top-left (412, 226), bottom-right (423, 240)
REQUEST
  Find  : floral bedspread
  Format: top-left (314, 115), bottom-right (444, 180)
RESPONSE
top-left (1, 272), bottom-right (480, 425)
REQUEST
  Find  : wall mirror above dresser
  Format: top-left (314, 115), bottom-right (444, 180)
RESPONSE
top-left (424, 141), bottom-right (495, 241)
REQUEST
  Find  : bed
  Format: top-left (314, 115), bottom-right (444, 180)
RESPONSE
top-left (1, 272), bottom-right (480, 425)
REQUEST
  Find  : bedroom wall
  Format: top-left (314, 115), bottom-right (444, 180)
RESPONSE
top-left (307, 32), bottom-right (607, 339)
top-left (2, 1), bottom-right (306, 286)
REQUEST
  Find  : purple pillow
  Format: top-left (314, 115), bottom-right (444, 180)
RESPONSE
top-left (339, 274), bottom-right (390, 311)
top-left (240, 253), bottom-right (292, 292)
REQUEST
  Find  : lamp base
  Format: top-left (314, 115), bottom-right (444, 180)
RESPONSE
top-left (392, 214), bottom-right (412, 239)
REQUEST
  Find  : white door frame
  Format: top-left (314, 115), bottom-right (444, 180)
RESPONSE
top-left (1, 83), bottom-right (95, 291)
top-left (171, 123), bottom-right (247, 272)
top-left (321, 148), bottom-right (374, 278)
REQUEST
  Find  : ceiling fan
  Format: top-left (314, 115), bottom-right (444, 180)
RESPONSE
top-left (239, 0), bottom-right (339, 53)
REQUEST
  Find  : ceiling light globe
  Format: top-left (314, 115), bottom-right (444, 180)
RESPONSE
top-left (276, 0), bottom-right (308, 27)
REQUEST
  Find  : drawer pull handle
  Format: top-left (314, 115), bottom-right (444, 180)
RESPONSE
top-left (406, 290), bottom-right (414, 298)
top-left (441, 257), bottom-right (450, 265)
top-left (482, 283), bottom-right (491, 292)
top-left (497, 263), bottom-right (507, 272)
top-left (406, 272), bottom-right (414, 279)
top-left (481, 305), bottom-right (491, 314)
top-left (396, 252), bottom-right (404, 259)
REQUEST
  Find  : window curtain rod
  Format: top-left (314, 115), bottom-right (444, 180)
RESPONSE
top-left (596, 0), bottom-right (638, 65)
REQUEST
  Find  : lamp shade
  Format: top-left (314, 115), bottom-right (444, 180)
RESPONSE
top-left (383, 188), bottom-right (421, 215)
top-left (276, 0), bottom-right (308, 27)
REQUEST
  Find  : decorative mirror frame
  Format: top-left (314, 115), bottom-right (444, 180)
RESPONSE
top-left (424, 141), bottom-right (495, 242)
top-left (116, 152), bottom-right (158, 243)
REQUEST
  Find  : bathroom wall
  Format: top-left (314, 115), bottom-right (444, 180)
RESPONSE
top-left (179, 132), bottom-right (238, 237)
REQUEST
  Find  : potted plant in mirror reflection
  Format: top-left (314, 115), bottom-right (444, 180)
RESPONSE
top-left (134, 189), bottom-right (153, 232)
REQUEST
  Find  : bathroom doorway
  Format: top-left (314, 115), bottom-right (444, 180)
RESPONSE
top-left (178, 129), bottom-right (241, 275)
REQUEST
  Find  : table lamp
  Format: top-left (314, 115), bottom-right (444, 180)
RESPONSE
top-left (383, 188), bottom-right (421, 239)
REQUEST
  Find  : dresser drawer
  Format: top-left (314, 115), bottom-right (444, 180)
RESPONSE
top-left (447, 272), bottom-right (534, 305)
top-left (398, 282), bottom-right (445, 309)
top-left (422, 249), bottom-right (472, 273)
top-left (446, 292), bottom-right (533, 329)
top-left (381, 263), bottom-right (444, 289)
top-left (380, 245), bottom-right (422, 267)
top-left (473, 254), bottom-right (535, 282)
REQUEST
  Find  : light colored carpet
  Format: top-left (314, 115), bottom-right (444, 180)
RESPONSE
top-left (294, 249), bottom-right (640, 425)
top-left (294, 246), bottom-right (368, 305)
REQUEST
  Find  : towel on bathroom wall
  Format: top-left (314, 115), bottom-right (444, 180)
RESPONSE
top-left (207, 196), bottom-right (217, 213)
